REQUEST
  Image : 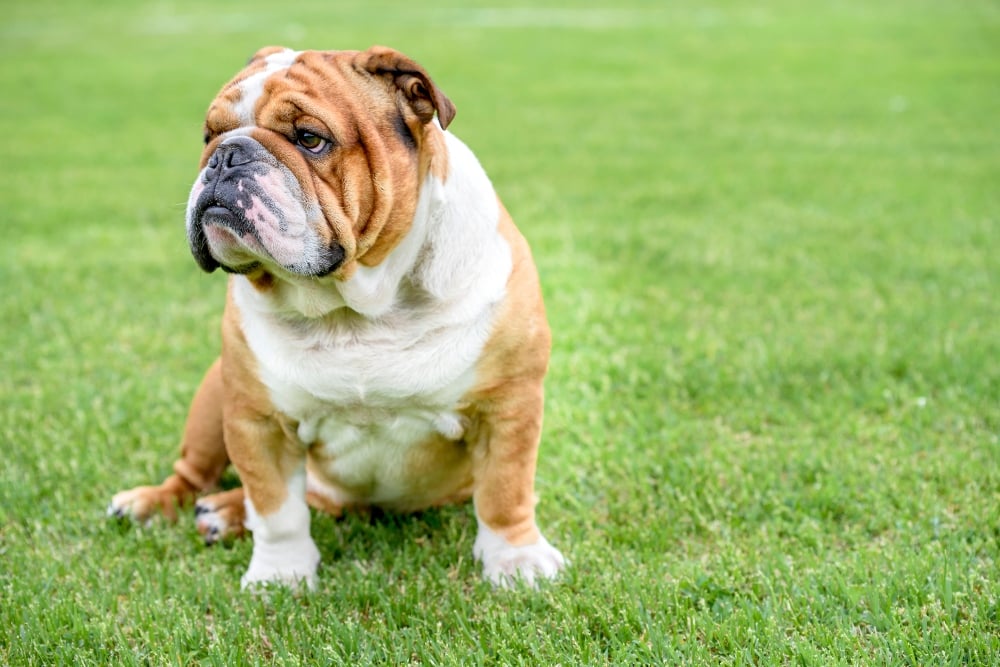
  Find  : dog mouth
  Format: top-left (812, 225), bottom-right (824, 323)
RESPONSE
top-left (196, 209), bottom-right (264, 275)
top-left (188, 202), bottom-right (263, 274)
top-left (190, 202), bottom-right (345, 278)
top-left (186, 139), bottom-right (346, 279)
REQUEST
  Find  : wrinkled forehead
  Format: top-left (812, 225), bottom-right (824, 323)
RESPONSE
top-left (209, 48), bottom-right (303, 125)
top-left (228, 48), bottom-right (301, 124)
top-left (208, 48), bottom-right (364, 127)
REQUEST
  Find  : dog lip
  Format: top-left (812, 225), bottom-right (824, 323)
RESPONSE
top-left (311, 241), bottom-right (346, 277)
top-left (220, 260), bottom-right (263, 275)
top-left (188, 221), bottom-right (221, 273)
top-left (201, 204), bottom-right (240, 228)
top-left (189, 200), bottom-right (246, 274)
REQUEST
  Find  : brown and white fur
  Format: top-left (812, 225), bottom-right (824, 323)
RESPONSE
top-left (108, 46), bottom-right (566, 588)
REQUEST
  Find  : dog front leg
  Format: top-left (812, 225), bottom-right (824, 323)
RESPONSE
top-left (224, 411), bottom-right (319, 590)
top-left (471, 383), bottom-right (566, 587)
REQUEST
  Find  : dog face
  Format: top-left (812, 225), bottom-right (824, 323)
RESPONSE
top-left (186, 46), bottom-right (456, 281)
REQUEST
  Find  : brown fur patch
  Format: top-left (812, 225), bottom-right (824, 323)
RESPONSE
top-left (420, 121), bottom-right (450, 185)
top-left (244, 268), bottom-right (275, 292)
top-left (465, 202), bottom-right (551, 546)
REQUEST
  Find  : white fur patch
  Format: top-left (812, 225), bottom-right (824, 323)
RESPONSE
top-left (472, 516), bottom-right (566, 588)
top-left (412, 132), bottom-right (507, 304)
top-left (241, 468), bottom-right (320, 589)
top-left (233, 49), bottom-right (301, 125)
top-left (305, 404), bottom-right (468, 505)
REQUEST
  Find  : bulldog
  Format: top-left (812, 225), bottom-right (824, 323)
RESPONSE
top-left (107, 45), bottom-right (566, 589)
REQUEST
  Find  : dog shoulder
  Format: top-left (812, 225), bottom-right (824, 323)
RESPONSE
top-left (472, 200), bottom-right (551, 396)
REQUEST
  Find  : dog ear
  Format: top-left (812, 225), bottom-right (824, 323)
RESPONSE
top-left (360, 46), bottom-right (457, 130)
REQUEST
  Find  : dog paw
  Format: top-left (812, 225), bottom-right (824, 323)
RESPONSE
top-left (473, 523), bottom-right (567, 588)
top-left (108, 485), bottom-right (178, 523)
top-left (194, 489), bottom-right (246, 545)
top-left (240, 537), bottom-right (320, 591)
top-left (108, 475), bottom-right (197, 523)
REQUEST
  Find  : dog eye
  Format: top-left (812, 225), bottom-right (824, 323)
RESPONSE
top-left (295, 130), bottom-right (328, 153)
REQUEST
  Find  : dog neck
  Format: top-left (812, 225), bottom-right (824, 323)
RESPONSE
top-left (233, 131), bottom-right (513, 326)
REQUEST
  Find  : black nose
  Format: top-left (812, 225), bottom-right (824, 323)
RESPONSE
top-left (204, 138), bottom-right (257, 182)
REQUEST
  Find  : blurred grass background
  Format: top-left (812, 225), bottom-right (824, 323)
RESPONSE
top-left (1, 0), bottom-right (998, 663)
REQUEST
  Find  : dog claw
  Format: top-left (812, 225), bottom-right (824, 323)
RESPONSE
top-left (195, 502), bottom-right (236, 545)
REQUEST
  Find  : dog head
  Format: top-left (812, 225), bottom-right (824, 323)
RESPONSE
top-left (186, 46), bottom-right (455, 282)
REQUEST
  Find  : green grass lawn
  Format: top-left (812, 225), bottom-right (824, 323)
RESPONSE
top-left (2, 0), bottom-right (998, 663)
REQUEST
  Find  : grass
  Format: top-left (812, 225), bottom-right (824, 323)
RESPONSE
top-left (1, 0), bottom-right (998, 663)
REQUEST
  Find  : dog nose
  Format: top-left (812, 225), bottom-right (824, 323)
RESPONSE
top-left (205, 138), bottom-right (255, 179)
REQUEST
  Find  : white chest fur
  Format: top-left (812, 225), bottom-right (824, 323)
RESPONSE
top-left (231, 132), bottom-right (511, 505)
top-left (234, 289), bottom-right (490, 502)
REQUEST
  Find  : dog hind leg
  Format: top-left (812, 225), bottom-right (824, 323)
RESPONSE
top-left (108, 358), bottom-right (229, 522)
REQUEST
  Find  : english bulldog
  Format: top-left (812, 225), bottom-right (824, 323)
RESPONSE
top-left (108, 45), bottom-right (566, 589)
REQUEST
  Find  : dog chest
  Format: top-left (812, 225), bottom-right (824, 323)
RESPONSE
top-left (233, 282), bottom-right (488, 503)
